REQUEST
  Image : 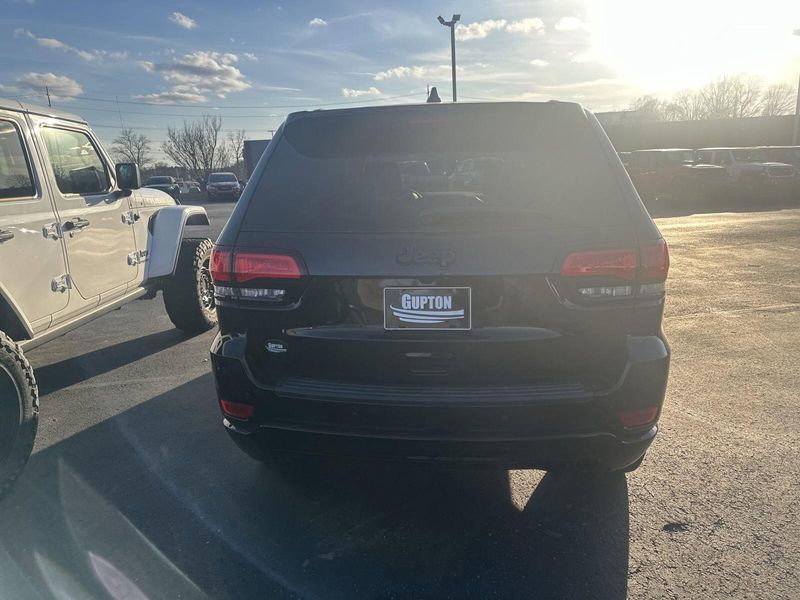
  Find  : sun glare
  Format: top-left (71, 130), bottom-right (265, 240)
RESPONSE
top-left (585, 0), bottom-right (800, 93)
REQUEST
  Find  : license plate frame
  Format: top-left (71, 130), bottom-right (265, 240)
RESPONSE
top-left (383, 287), bottom-right (472, 331)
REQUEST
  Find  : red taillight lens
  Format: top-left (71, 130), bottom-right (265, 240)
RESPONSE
top-left (560, 240), bottom-right (669, 284)
top-left (561, 248), bottom-right (637, 280)
top-left (220, 399), bottom-right (255, 420)
top-left (233, 252), bottom-right (302, 282)
top-left (211, 247), bottom-right (302, 284)
top-left (619, 406), bottom-right (659, 428)
top-left (640, 239), bottom-right (670, 282)
top-left (210, 246), bottom-right (233, 282)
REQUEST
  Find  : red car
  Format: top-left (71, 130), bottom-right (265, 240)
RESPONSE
top-left (626, 148), bottom-right (725, 205)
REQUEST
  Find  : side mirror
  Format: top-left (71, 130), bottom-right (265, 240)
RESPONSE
top-left (115, 163), bottom-right (141, 190)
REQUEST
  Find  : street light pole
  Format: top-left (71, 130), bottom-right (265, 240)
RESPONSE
top-left (438, 14), bottom-right (461, 102)
top-left (794, 29), bottom-right (800, 145)
top-left (794, 72), bottom-right (800, 145)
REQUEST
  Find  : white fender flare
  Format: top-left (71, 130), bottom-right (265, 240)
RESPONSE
top-left (144, 206), bottom-right (211, 281)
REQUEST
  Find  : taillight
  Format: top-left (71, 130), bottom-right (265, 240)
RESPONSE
top-left (211, 246), bottom-right (304, 304)
top-left (640, 239), bottom-right (669, 282)
top-left (561, 249), bottom-right (637, 280)
top-left (233, 252), bottom-right (302, 282)
top-left (210, 246), bottom-right (233, 282)
top-left (210, 246), bottom-right (302, 283)
top-left (560, 239), bottom-right (669, 299)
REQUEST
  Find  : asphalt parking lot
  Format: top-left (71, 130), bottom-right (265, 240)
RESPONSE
top-left (1, 198), bottom-right (798, 599)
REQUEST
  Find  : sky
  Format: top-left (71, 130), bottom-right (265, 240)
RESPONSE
top-left (1, 0), bottom-right (799, 158)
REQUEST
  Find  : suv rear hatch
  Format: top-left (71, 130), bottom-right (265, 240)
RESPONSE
top-left (214, 103), bottom-right (666, 395)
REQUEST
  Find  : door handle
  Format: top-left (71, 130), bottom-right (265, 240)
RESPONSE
top-left (63, 217), bottom-right (90, 233)
top-left (0, 229), bottom-right (14, 243)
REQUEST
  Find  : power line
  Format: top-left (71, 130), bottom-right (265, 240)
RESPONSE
top-left (90, 123), bottom-right (275, 133)
top-left (33, 104), bottom-right (291, 119)
top-left (13, 90), bottom-right (422, 109)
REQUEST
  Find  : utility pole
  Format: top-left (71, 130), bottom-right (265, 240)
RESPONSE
top-left (45, 86), bottom-right (51, 108)
top-left (437, 14), bottom-right (461, 102)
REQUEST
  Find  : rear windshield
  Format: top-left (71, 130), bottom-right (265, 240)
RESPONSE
top-left (209, 173), bottom-right (237, 183)
top-left (245, 105), bottom-right (628, 232)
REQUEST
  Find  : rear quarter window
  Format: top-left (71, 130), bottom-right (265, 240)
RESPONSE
top-left (0, 120), bottom-right (35, 200)
top-left (245, 105), bottom-right (630, 233)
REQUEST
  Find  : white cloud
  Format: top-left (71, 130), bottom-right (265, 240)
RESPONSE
top-left (554, 17), bottom-right (584, 31)
top-left (374, 64), bottom-right (454, 81)
top-left (530, 59), bottom-right (550, 67)
top-left (169, 12), bottom-right (197, 30)
top-left (14, 28), bottom-right (129, 62)
top-left (139, 50), bottom-right (251, 103)
top-left (15, 72), bottom-right (83, 100)
top-left (308, 17), bottom-right (328, 27)
top-left (242, 52), bottom-right (258, 61)
top-left (455, 19), bottom-right (507, 41)
top-left (454, 17), bottom-right (545, 41)
top-left (341, 86), bottom-right (381, 97)
top-left (506, 18), bottom-right (545, 35)
top-left (132, 90), bottom-right (206, 104)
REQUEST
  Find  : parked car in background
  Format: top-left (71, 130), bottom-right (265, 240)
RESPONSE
top-left (758, 147), bottom-right (800, 194)
top-left (0, 99), bottom-right (217, 498)
top-left (210, 101), bottom-right (670, 476)
top-left (757, 146), bottom-right (800, 169)
top-left (626, 148), bottom-right (725, 204)
top-left (144, 175), bottom-right (181, 200)
top-left (206, 172), bottom-right (242, 201)
top-left (695, 147), bottom-right (795, 196)
top-left (178, 180), bottom-right (202, 194)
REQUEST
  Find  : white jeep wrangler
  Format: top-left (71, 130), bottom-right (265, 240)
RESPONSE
top-left (0, 99), bottom-right (217, 497)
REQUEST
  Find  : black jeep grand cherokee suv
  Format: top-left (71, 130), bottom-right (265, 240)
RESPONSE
top-left (210, 102), bottom-right (670, 473)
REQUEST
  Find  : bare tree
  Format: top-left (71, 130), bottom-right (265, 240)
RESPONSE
top-left (664, 90), bottom-right (706, 121)
top-left (760, 83), bottom-right (796, 116)
top-left (161, 115), bottom-right (230, 184)
top-left (628, 95), bottom-right (667, 121)
top-left (698, 75), bottom-right (762, 119)
top-left (226, 129), bottom-right (246, 179)
top-left (111, 128), bottom-right (152, 167)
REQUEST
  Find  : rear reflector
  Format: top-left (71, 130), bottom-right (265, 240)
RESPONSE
top-left (220, 399), bottom-right (255, 420)
top-left (561, 248), bottom-right (637, 280)
top-left (210, 246), bottom-right (302, 284)
top-left (619, 406), bottom-right (659, 428)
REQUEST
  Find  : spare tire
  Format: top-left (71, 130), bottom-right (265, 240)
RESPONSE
top-left (0, 331), bottom-right (38, 500)
top-left (163, 238), bottom-right (218, 334)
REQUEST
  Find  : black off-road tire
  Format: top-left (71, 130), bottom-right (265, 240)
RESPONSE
top-left (0, 332), bottom-right (38, 500)
top-left (163, 238), bottom-right (218, 334)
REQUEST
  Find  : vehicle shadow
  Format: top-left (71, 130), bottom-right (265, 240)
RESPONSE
top-left (0, 374), bottom-right (629, 600)
top-left (647, 194), bottom-right (800, 219)
top-left (32, 328), bottom-right (191, 396)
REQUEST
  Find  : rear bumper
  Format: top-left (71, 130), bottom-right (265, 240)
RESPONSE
top-left (224, 418), bottom-right (657, 470)
top-left (207, 188), bottom-right (241, 198)
top-left (210, 334), bottom-right (669, 469)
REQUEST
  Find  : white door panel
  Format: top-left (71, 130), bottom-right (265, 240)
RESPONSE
top-left (32, 119), bottom-right (138, 300)
top-left (0, 111), bottom-right (69, 328)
